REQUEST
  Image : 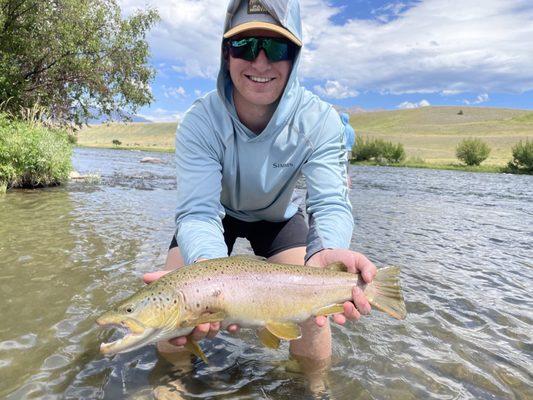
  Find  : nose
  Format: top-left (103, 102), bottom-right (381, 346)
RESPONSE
top-left (251, 49), bottom-right (271, 71)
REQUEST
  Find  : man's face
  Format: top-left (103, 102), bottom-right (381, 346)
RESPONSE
top-left (228, 29), bottom-right (293, 109)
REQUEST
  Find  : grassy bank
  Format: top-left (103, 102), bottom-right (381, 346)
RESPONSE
top-left (0, 113), bottom-right (73, 190)
top-left (351, 159), bottom-right (505, 174)
top-left (78, 122), bottom-right (176, 151)
top-left (349, 106), bottom-right (533, 166)
top-left (77, 106), bottom-right (533, 170)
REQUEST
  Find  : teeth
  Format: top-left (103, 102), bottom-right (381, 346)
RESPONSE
top-left (249, 76), bottom-right (272, 83)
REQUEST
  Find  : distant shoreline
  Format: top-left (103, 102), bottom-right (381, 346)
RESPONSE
top-left (77, 106), bottom-right (532, 174)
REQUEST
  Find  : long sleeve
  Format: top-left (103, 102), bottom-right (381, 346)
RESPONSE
top-left (174, 105), bottom-right (228, 265)
top-left (302, 108), bottom-right (354, 261)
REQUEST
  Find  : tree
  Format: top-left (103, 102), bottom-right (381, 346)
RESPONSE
top-left (0, 0), bottom-right (159, 125)
top-left (456, 138), bottom-right (491, 166)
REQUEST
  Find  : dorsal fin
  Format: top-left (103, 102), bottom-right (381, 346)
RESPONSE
top-left (230, 254), bottom-right (267, 261)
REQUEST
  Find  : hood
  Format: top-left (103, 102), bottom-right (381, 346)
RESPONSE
top-left (216, 0), bottom-right (304, 140)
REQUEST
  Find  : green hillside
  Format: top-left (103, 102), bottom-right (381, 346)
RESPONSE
top-left (78, 122), bottom-right (177, 151)
top-left (77, 106), bottom-right (533, 165)
top-left (349, 106), bottom-right (533, 164)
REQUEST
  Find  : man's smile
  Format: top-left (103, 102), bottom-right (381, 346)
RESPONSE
top-left (245, 75), bottom-right (275, 83)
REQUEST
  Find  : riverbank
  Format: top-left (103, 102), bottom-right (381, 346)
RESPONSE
top-left (351, 160), bottom-right (507, 174)
top-left (77, 106), bottom-right (533, 173)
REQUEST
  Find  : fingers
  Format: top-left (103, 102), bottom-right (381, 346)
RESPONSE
top-left (167, 322), bottom-right (221, 346)
top-left (353, 253), bottom-right (377, 283)
top-left (143, 270), bottom-right (171, 284)
top-left (352, 286), bottom-right (371, 315)
top-left (227, 324), bottom-right (240, 334)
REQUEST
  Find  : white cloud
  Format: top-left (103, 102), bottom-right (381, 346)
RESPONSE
top-left (313, 80), bottom-right (359, 99)
top-left (120, 0), bottom-right (533, 94)
top-left (163, 85), bottom-right (187, 98)
top-left (137, 108), bottom-right (185, 123)
top-left (397, 99), bottom-right (431, 109)
top-left (300, 0), bottom-right (533, 94)
top-left (463, 93), bottom-right (489, 105)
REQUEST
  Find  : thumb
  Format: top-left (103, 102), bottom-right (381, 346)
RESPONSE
top-left (143, 270), bottom-right (171, 284)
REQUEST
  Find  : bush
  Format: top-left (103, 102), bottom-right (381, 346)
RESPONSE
top-left (353, 137), bottom-right (405, 163)
top-left (381, 141), bottom-right (406, 163)
top-left (0, 113), bottom-right (72, 189)
top-left (456, 138), bottom-right (491, 166)
top-left (507, 140), bottom-right (533, 173)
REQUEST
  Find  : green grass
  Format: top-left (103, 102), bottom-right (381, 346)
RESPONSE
top-left (78, 106), bottom-right (533, 168)
top-left (0, 113), bottom-right (73, 189)
top-left (77, 122), bottom-right (177, 151)
top-left (349, 106), bottom-right (533, 166)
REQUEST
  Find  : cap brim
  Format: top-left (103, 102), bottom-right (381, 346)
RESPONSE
top-left (224, 22), bottom-right (302, 47)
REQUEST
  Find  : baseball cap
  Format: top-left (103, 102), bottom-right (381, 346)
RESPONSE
top-left (224, 0), bottom-right (302, 46)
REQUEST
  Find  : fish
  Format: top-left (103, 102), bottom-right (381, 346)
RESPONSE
top-left (96, 255), bottom-right (406, 362)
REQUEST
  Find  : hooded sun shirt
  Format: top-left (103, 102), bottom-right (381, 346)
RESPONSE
top-left (174, 0), bottom-right (353, 265)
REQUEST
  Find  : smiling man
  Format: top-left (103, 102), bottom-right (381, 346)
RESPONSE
top-left (144, 0), bottom-right (376, 365)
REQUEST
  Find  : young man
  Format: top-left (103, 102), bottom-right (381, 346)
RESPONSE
top-left (144, 0), bottom-right (376, 362)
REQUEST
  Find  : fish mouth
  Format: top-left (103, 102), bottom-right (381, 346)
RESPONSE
top-left (96, 316), bottom-right (159, 355)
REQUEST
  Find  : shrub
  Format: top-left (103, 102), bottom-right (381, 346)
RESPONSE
top-left (507, 140), bottom-right (533, 173)
top-left (382, 141), bottom-right (406, 163)
top-left (353, 137), bottom-right (406, 163)
top-left (0, 113), bottom-right (72, 189)
top-left (456, 138), bottom-right (491, 166)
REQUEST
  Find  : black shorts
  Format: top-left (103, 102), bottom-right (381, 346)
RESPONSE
top-left (169, 210), bottom-right (308, 258)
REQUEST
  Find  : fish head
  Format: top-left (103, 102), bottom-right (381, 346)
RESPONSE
top-left (96, 287), bottom-right (187, 355)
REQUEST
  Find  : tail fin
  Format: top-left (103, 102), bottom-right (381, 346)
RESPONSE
top-left (363, 266), bottom-right (406, 320)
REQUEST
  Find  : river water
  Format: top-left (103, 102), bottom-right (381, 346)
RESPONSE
top-left (0, 147), bottom-right (531, 399)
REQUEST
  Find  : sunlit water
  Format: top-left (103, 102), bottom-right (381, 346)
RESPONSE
top-left (0, 147), bottom-right (531, 399)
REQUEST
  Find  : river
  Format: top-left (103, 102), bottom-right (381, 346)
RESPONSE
top-left (0, 147), bottom-right (531, 399)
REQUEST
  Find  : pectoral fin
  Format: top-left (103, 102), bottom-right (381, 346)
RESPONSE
top-left (265, 322), bottom-right (302, 341)
top-left (258, 328), bottom-right (281, 349)
top-left (184, 339), bottom-right (209, 364)
top-left (193, 311), bottom-right (227, 325)
top-left (314, 304), bottom-right (345, 316)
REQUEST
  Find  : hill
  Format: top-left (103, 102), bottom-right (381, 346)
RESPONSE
top-left (349, 106), bottom-right (533, 164)
top-left (77, 106), bottom-right (533, 165)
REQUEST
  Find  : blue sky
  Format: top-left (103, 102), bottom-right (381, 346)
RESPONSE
top-left (119, 0), bottom-right (533, 122)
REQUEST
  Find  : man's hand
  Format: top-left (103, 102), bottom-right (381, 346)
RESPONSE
top-left (306, 248), bottom-right (377, 327)
top-left (143, 270), bottom-right (239, 346)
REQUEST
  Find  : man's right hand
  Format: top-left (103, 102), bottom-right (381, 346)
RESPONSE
top-left (142, 270), bottom-right (240, 346)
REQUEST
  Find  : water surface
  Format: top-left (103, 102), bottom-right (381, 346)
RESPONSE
top-left (0, 147), bottom-right (531, 399)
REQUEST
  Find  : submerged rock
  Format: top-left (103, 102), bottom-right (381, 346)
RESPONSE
top-left (140, 157), bottom-right (165, 164)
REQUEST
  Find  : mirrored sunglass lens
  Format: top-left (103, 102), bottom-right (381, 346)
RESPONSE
top-left (262, 39), bottom-right (290, 61)
top-left (229, 38), bottom-right (258, 61)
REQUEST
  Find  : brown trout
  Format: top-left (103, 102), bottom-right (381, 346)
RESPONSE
top-left (97, 255), bottom-right (406, 361)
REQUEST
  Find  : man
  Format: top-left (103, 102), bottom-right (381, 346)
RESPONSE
top-left (144, 0), bottom-right (376, 363)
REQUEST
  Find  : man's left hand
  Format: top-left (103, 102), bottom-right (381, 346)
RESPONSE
top-left (306, 248), bottom-right (377, 327)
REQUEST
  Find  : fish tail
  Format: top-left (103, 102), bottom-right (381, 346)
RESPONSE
top-left (363, 266), bottom-right (406, 320)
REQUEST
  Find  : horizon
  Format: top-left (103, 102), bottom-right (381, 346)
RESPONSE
top-left (117, 0), bottom-right (533, 122)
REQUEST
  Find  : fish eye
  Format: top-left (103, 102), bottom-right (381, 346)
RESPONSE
top-left (125, 306), bottom-right (134, 313)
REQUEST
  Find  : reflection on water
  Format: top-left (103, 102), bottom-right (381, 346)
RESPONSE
top-left (0, 147), bottom-right (532, 399)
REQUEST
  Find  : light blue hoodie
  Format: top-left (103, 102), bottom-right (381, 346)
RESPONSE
top-left (174, 0), bottom-right (353, 265)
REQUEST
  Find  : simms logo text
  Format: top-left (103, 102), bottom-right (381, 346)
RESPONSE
top-left (273, 162), bottom-right (294, 168)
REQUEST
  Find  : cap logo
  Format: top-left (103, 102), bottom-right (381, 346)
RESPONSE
top-left (248, 0), bottom-right (268, 14)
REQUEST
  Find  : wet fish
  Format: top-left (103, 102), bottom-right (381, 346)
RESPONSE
top-left (97, 255), bottom-right (406, 362)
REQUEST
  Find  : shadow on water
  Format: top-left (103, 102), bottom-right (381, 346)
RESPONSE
top-left (0, 148), bottom-right (532, 399)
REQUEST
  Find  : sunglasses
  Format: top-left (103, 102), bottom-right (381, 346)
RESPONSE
top-left (225, 36), bottom-right (297, 62)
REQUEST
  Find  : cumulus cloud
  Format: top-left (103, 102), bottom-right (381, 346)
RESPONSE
top-left (463, 93), bottom-right (489, 105)
top-left (163, 85), bottom-right (186, 98)
top-left (313, 80), bottom-right (359, 99)
top-left (300, 0), bottom-right (533, 94)
top-left (137, 108), bottom-right (184, 123)
top-left (120, 0), bottom-right (533, 94)
top-left (397, 99), bottom-right (431, 109)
